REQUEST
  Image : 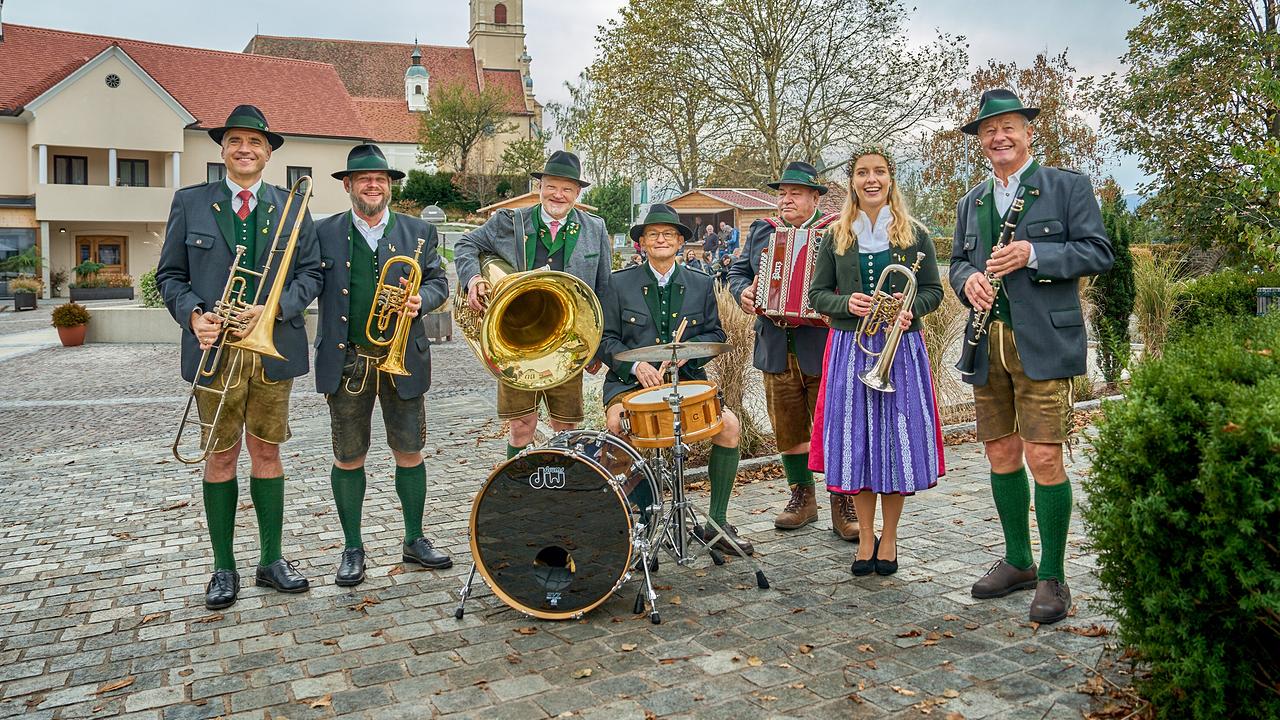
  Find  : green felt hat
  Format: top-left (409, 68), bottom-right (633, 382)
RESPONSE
top-left (531, 150), bottom-right (590, 187)
top-left (767, 161), bottom-right (828, 195)
top-left (961, 88), bottom-right (1040, 135)
top-left (331, 144), bottom-right (405, 181)
top-left (629, 203), bottom-right (693, 242)
top-left (208, 104), bottom-right (284, 150)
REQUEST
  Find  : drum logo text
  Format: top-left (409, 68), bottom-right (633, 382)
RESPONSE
top-left (529, 467), bottom-right (567, 489)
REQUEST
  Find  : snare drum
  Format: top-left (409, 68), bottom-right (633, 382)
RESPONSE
top-left (468, 430), bottom-right (661, 620)
top-left (621, 380), bottom-right (723, 448)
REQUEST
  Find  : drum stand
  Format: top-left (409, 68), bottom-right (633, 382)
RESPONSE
top-left (633, 349), bottom-right (769, 624)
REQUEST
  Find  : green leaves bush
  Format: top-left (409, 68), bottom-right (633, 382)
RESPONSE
top-left (1170, 268), bottom-right (1280, 341)
top-left (139, 268), bottom-right (163, 308)
top-left (1084, 314), bottom-right (1280, 719)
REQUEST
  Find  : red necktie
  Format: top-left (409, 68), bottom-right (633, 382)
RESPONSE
top-left (549, 219), bottom-right (560, 238)
top-left (236, 189), bottom-right (252, 220)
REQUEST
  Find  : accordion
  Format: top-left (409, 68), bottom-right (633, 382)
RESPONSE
top-left (752, 214), bottom-right (837, 327)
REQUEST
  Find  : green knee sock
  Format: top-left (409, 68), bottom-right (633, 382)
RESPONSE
top-left (1035, 480), bottom-right (1074, 582)
top-left (507, 443), bottom-right (525, 459)
top-left (330, 465), bottom-right (367, 549)
top-left (780, 453), bottom-right (814, 488)
top-left (249, 476), bottom-right (285, 566)
top-left (991, 468), bottom-right (1034, 570)
top-left (707, 445), bottom-right (740, 526)
top-left (202, 479), bottom-right (238, 571)
top-left (395, 463), bottom-right (427, 544)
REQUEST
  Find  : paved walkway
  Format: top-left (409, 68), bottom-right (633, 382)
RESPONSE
top-left (0, 338), bottom-right (1117, 719)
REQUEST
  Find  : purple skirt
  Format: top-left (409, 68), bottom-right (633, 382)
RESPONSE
top-left (823, 328), bottom-right (940, 495)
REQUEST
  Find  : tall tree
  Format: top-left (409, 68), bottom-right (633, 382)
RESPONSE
top-left (1093, 0), bottom-right (1279, 252)
top-left (687, 0), bottom-right (967, 177)
top-left (417, 82), bottom-right (517, 173)
top-left (1094, 178), bottom-right (1138, 384)
top-left (919, 51), bottom-right (1108, 232)
top-left (582, 176), bottom-right (633, 234)
top-left (499, 130), bottom-right (550, 193)
top-left (546, 75), bottom-right (629, 184)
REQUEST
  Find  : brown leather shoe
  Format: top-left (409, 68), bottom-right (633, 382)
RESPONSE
top-left (1029, 579), bottom-right (1072, 624)
top-left (774, 485), bottom-right (818, 529)
top-left (698, 523), bottom-right (755, 557)
top-left (971, 559), bottom-right (1038, 599)
top-left (830, 493), bottom-right (859, 541)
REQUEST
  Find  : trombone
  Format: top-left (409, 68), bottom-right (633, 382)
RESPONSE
top-left (344, 238), bottom-right (426, 395)
top-left (172, 176), bottom-right (313, 464)
top-left (857, 252), bottom-right (925, 393)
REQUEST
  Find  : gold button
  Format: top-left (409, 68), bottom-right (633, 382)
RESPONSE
top-left (338, 343), bottom-right (346, 349)
top-left (341, 316), bottom-right (348, 322)
top-left (341, 288), bottom-right (349, 295)
top-left (345, 261), bottom-right (351, 268)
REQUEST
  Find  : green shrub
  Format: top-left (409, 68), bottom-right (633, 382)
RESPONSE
top-left (50, 302), bottom-right (91, 327)
top-left (1170, 268), bottom-right (1280, 341)
top-left (1093, 195), bottom-right (1137, 383)
top-left (139, 268), bottom-right (163, 308)
top-left (1084, 314), bottom-right (1280, 720)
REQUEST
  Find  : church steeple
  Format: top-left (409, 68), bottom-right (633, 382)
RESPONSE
top-left (468, 0), bottom-right (525, 71)
top-left (405, 39), bottom-right (428, 112)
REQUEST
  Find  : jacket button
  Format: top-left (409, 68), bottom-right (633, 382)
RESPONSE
top-left (1043, 227), bottom-right (1050, 233)
top-left (338, 343), bottom-right (346, 350)
top-left (341, 316), bottom-right (348, 323)
top-left (345, 261), bottom-right (351, 268)
top-left (341, 288), bottom-right (349, 295)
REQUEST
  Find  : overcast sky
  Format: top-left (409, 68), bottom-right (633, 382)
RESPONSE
top-left (4, 0), bottom-right (1146, 190)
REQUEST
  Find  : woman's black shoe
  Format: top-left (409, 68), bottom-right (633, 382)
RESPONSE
top-left (875, 542), bottom-right (898, 576)
top-left (851, 536), bottom-right (879, 576)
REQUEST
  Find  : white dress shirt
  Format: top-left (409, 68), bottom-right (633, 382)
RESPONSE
top-left (226, 178), bottom-right (262, 215)
top-left (351, 209), bottom-right (389, 251)
top-left (649, 262), bottom-right (677, 288)
top-left (991, 156), bottom-right (1038, 268)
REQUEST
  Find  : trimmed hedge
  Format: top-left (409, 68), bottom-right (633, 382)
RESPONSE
top-left (1084, 314), bottom-right (1280, 719)
top-left (1170, 268), bottom-right (1280, 341)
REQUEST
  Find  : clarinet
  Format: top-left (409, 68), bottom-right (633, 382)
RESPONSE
top-left (955, 186), bottom-right (1028, 377)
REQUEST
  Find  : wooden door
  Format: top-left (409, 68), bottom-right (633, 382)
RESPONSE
top-left (77, 236), bottom-right (128, 275)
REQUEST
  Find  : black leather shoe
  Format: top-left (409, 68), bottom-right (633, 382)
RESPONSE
top-left (403, 537), bottom-right (452, 569)
top-left (702, 522), bottom-right (754, 557)
top-left (852, 536), bottom-right (879, 576)
top-left (205, 570), bottom-right (239, 610)
top-left (254, 558), bottom-right (310, 593)
top-left (335, 547), bottom-right (366, 587)
top-left (875, 540), bottom-right (898, 576)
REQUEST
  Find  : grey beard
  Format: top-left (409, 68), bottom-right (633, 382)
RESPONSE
top-left (350, 191), bottom-right (389, 218)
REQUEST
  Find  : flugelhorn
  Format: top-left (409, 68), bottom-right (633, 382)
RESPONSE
top-left (365, 237), bottom-right (426, 378)
top-left (453, 254), bottom-right (602, 391)
top-left (857, 252), bottom-right (925, 393)
top-left (172, 175), bottom-right (312, 464)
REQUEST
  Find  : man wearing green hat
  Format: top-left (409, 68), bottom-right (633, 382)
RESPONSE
top-left (599, 204), bottom-right (752, 555)
top-left (727, 161), bottom-right (860, 542)
top-left (313, 144), bottom-right (452, 586)
top-left (949, 88), bottom-right (1113, 624)
top-left (157, 104), bottom-right (322, 609)
top-left (455, 150), bottom-right (613, 458)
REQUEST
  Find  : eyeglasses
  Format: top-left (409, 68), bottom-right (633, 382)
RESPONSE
top-left (643, 230), bottom-right (681, 241)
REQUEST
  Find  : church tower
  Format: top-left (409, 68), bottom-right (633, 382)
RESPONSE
top-left (468, 0), bottom-right (525, 71)
top-left (404, 42), bottom-right (429, 112)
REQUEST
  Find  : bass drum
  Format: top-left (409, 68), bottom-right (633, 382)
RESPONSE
top-left (468, 430), bottom-right (661, 620)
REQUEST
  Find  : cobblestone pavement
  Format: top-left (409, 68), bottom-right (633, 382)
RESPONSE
top-left (0, 337), bottom-right (1117, 719)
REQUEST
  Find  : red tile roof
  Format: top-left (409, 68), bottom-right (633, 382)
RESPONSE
top-left (353, 98), bottom-right (422, 144)
top-left (246, 35), bottom-right (531, 121)
top-left (678, 188), bottom-right (780, 210)
top-left (0, 24), bottom-right (370, 140)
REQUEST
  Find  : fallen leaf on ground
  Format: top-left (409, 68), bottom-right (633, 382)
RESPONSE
top-left (322, 639), bottom-right (338, 646)
top-left (891, 685), bottom-right (917, 696)
top-left (506, 654), bottom-right (521, 664)
top-left (387, 565), bottom-right (404, 577)
top-left (942, 614), bottom-right (961, 621)
top-left (963, 622), bottom-right (980, 630)
top-left (858, 644), bottom-right (874, 653)
top-left (798, 643), bottom-right (814, 654)
top-left (621, 643), bottom-right (638, 652)
top-left (307, 694), bottom-right (332, 709)
top-left (670, 596), bottom-right (682, 605)
top-left (865, 660), bottom-right (878, 669)
top-left (896, 628), bottom-right (922, 638)
top-left (946, 712), bottom-right (966, 720)
top-left (162, 501), bottom-right (189, 511)
top-left (193, 613), bottom-right (223, 624)
top-left (943, 689), bottom-right (960, 698)
top-left (96, 677), bottom-right (135, 694)
top-left (1061, 624), bottom-right (1109, 637)
top-left (848, 693), bottom-right (865, 704)
top-left (747, 656), bottom-right (763, 667)
top-left (351, 596), bottom-right (381, 613)
top-left (572, 668), bottom-right (593, 679)
top-left (515, 626), bottom-right (538, 635)
top-left (140, 613), bottom-right (163, 624)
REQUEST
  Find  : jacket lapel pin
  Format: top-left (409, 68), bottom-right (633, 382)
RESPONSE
top-left (212, 202), bottom-right (221, 213)
top-left (268, 204), bottom-right (276, 214)
top-left (975, 198), bottom-right (984, 206)
top-left (1030, 189), bottom-right (1040, 196)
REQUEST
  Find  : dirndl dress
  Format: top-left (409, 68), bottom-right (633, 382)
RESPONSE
top-left (823, 327), bottom-right (944, 495)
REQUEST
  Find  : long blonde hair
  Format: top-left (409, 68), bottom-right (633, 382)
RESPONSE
top-left (830, 149), bottom-right (926, 255)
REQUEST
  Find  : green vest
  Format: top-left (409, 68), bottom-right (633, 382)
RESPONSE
top-left (231, 206), bottom-right (258, 297)
top-left (642, 262), bottom-right (686, 345)
top-left (859, 249), bottom-right (892, 292)
top-left (525, 205), bottom-right (582, 270)
top-left (347, 225), bottom-right (381, 346)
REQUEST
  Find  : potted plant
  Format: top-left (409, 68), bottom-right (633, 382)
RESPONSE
top-left (51, 302), bottom-right (92, 347)
top-left (8, 276), bottom-right (42, 310)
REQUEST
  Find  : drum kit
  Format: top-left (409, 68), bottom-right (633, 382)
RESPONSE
top-left (455, 339), bottom-right (770, 625)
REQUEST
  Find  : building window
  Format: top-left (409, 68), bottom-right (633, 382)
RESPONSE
top-left (0, 228), bottom-right (37, 298)
top-left (287, 166), bottom-right (311, 188)
top-left (207, 163), bottom-right (226, 183)
top-left (117, 159), bottom-right (148, 187)
top-left (53, 155), bottom-right (88, 185)
top-left (494, 2), bottom-right (507, 24)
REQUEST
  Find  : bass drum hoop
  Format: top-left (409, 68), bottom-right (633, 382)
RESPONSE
top-left (467, 446), bottom-right (634, 621)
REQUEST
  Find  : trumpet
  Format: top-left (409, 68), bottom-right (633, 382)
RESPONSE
top-left (172, 175), bottom-right (312, 464)
top-left (345, 238), bottom-right (425, 394)
top-left (857, 252), bottom-right (925, 393)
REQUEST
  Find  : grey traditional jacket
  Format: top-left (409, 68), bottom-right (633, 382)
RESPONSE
top-left (599, 262), bottom-right (724, 405)
top-left (312, 211), bottom-right (449, 399)
top-left (726, 217), bottom-right (830, 375)
top-left (157, 180), bottom-right (322, 384)
top-left (949, 164), bottom-right (1114, 384)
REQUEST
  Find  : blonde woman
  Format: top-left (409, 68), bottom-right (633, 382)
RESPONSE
top-left (808, 148), bottom-right (945, 576)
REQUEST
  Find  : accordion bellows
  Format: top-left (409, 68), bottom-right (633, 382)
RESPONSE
top-left (752, 215), bottom-right (837, 328)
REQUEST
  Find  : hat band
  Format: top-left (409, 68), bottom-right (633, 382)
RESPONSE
top-left (778, 171), bottom-right (818, 185)
top-left (539, 162), bottom-right (580, 179)
top-left (226, 115), bottom-right (269, 131)
top-left (347, 157), bottom-right (391, 172)
top-left (641, 212), bottom-right (682, 226)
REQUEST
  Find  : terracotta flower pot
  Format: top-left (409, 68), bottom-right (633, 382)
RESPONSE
top-left (57, 324), bottom-right (87, 347)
